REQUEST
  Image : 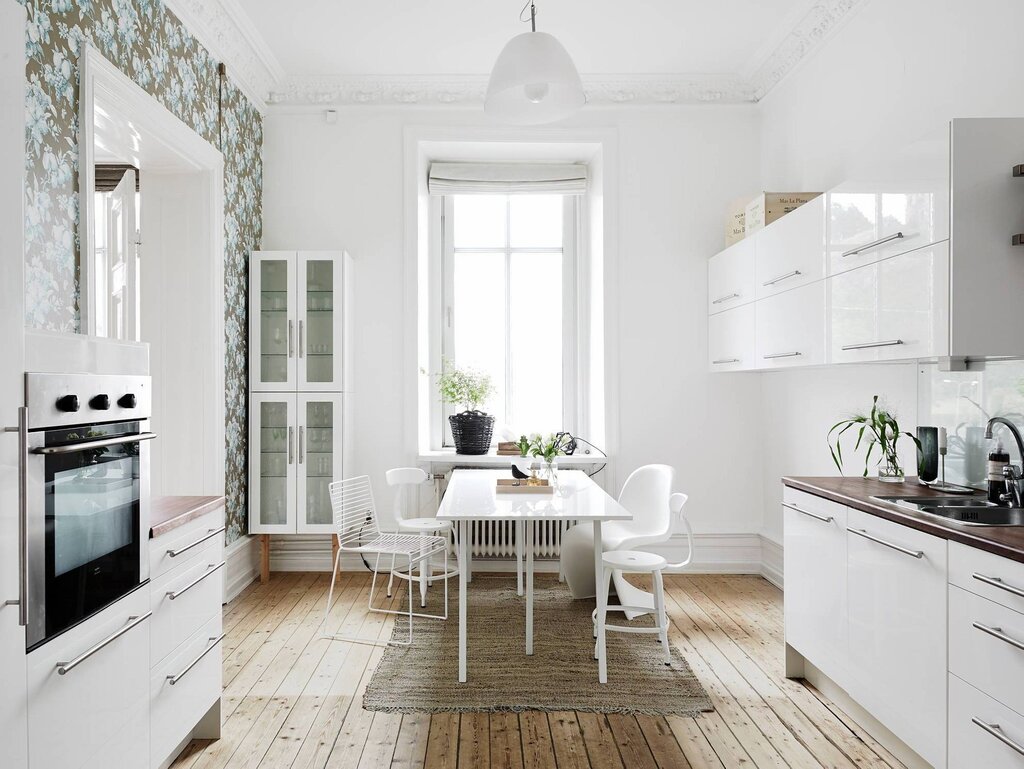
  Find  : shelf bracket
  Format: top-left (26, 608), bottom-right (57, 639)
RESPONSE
top-left (1014, 164), bottom-right (1024, 177)
top-left (1014, 234), bottom-right (1024, 246)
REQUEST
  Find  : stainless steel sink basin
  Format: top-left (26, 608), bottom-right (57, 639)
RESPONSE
top-left (872, 496), bottom-right (1024, 526)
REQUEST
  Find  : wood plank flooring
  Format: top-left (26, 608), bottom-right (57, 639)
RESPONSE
top-left (171, 572), bottom-right (905, 769)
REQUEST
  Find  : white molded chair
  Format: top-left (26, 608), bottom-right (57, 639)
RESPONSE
top-left (384, 467), bottom-right (459, 607)
top-left (321, 475), bottom-right (448, 646)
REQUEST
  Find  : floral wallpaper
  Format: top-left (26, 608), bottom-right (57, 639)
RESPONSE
top-left (21, 0), bottom-right (263, 543)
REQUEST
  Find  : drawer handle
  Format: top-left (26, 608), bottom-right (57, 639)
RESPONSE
top-left (841, 231), bottom-right (904, 258)
top-left (57, 611), bottom-right (152, 675)
top-left (167, 561), bottom-right (226, 601)
top-left (168, 526), bottom-right (226, 558)
top-left (762, 269), bottom-right (801, 287)
top-left (973, 572), bottom-right (1024, 600)
top-left (841, 339), bottom-right (904, 351)
top-left (712, 358), bottom-right (740, 365)
top-left (973, 718), bottom-right (1024, 757)
top-left (847, 527), bottom-right (924, 559)
top-left (763, 351), bottom-right (801, 360)
top-left (973, 622), bottom-right (1024, 652)
top-left (167, 634), bottom-right (225, 686)
top-left (783, 503), bottom-right (833, 523)
top-left (711, 292), bottom-right (740, 305)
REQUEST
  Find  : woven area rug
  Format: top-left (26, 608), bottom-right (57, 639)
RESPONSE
top-left (362, 576), bottom-right (713, 716)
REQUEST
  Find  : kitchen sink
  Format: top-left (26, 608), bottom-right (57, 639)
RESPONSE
top-left (872, 496), bottom-right (1024, 526)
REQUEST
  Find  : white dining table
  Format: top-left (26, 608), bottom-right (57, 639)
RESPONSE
top-left (436, 468), bottom-right (632, 683)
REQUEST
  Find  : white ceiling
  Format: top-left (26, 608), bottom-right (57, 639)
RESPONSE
top-left (238, 0), bottom-right (807, 78)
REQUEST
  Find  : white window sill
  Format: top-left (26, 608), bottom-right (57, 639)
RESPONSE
top-left (417, 449), bottom-right (610, 466)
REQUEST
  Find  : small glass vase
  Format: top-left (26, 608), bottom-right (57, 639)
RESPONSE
top-left (878, 460), bottom-right (905, 483)
top-left (541, 460), bottom-right (558, 485)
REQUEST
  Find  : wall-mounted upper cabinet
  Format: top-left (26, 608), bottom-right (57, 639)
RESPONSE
top-left (757, 281), bottom-right (826, 368)
top-left (755, 195), bottom-right (825, 300)
top-left (708, 302), bottom-right (755, 371)
top-left (708, 238), bottom-right (756, 314)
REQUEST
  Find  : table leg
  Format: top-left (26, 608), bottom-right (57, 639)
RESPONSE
top-left (526, 520), bottom-right (534, 655)
top-left (516, 521), bottom-right (524, 596)
top-left (419, 534), bottom-right (428, 608)
top-left (594, 520), bottom-right (607, 684)
top-left (458, 520), bottom-right (468, 683)
top-left (466, 521), bottom-right (473, 583)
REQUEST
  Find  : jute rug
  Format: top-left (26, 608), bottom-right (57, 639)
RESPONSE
top-left (362, 576), bottom-right (713, 715)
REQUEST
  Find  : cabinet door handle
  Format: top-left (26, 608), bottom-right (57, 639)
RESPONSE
top-left (783, 503), bottom-right (833, 523)
top-left (167, 634), bottom-right (225, 686)
top-left (712, 358), bottom-right (740, 365)
top-left (167, 561), bottom-right (226, 601)
top-left (288, 426), bottom-right (294, 465)
top-left (57, 612), bottom-right (152, 675)
top-left (762, 269), bottom-right (801, 287)
top-left (847, 527), bottom-right (924, 558)
top-left (299, 426), bottom-right (305, 464)
top-left (973, 718), bottom-right (1024, 757)
top-left (841, 339), bottom-right (904, 351)
top-left (298, 320), bottom-right (304, 358)
top-left (288, 320), bottom-right (295, 358)
top-left (763, 351), bottom-right (802, 360)
top-left (973, 622), bottom-right (1024, 652)
top-left (841, 231), bottom-right (904, 258)
top-left (167, 526), bottom-right (226, 558)
top-left (973, 572), bottom-right (1024, 599)
top-left (711, 292), bottom-right (740, 305)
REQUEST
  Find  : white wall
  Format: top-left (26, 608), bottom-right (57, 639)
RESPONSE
top-left (756, 0), bottom-right (1024, 542)
top-left (262, 105), bottom-right (764, 536)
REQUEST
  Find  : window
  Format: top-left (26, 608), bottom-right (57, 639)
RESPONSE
top-left (440, 193), bottom-right (577, 445)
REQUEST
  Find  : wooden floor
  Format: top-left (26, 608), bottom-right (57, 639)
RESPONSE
top-left (171, 571), bottom-right (906, 769)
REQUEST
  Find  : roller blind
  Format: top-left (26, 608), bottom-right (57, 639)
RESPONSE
top-left (428, 162), bottom-right (587, 195)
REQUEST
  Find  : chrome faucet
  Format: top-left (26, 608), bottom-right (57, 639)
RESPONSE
top-left (985, 417), bottom-right (1024, 507)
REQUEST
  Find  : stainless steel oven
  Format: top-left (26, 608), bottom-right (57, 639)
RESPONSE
top-left (23, 373), bottom-right (154, 651)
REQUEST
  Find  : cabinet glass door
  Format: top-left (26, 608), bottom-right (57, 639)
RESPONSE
top-left (299, 253), bottom-right (343, 390)
top-left (252, 253), bottom-right (295, 390)
top-left (250, 394), bottom-right (295, 533)
top-left (297, 394), bottom-right (343, 533)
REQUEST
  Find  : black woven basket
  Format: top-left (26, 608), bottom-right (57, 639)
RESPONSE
top-left (449, 411), bottom-right (495, 455)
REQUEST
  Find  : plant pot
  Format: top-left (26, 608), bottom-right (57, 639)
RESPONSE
top-left (449, 410), bottom-right (495, 455)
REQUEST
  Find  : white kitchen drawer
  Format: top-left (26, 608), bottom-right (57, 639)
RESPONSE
top-left (82, 702), bottom-right (148, 769)
top-left (950, 673), bottom-right (1024, 768)
top-left (755, 195), bottom-right (825, 300)
top-left (950, 585), bottom-right (1024, 718)
top-left (708, 303), bottom-right (755, 371)
top-left (150, 509), bottom-right (224, 579)
top-left (708, 237), bottom-right (755, 315)
top-left (949, 541), bottom-right (1024, 615)
top-left (755, 281), bottom-right (826, 368)
top-left (151, 556), bottom-right (224, 666)
top-left (828, 242), bottom-right (950, 364)
top-left (27, 586), bottom-right (151, 769)
top-left (151, 614), bottom-right (222, 769)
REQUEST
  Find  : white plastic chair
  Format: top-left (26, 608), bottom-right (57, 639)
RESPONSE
top-left (321, 475), bottom-right (448, 646)
top-left (384, 467), bottom-right (459, 607)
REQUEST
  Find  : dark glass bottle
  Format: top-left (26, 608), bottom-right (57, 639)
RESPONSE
top-left (988, 442), bottom-right (1010, 504)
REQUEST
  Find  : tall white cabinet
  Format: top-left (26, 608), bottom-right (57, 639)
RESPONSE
top-left (248, 251), bottom-right (352, 581)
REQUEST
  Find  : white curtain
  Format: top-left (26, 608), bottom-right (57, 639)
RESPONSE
top-left (427, 162), bottom-right (587, 195)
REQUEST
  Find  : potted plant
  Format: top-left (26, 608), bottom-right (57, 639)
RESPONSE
top-left (828, 395), bottom-right (921, 482)
top-left (438, 361), bottom-right (496, 455)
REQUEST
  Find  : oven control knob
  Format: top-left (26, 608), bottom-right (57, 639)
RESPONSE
top-left (90, 394), bottom-right (111, 410)
top-left (56, 394), bottom-right (80, 412)
top-left (118, 393), bottom-right (137, 409)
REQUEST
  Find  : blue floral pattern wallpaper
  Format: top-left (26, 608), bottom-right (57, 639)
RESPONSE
top-left (21, 0), bottom-right (263, 543)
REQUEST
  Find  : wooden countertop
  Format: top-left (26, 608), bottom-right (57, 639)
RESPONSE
top-left (150, 495), bottom-right (225, 539)
top-left (783, 476), bottom-right (1024, 563)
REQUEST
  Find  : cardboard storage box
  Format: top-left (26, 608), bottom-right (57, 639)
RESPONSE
top-left (744, 192), bottom-right (821, 235)
top-left (724, 197), bottom-right (747, 246)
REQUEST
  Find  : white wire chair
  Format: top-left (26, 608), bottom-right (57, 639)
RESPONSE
top-left (321, 475), bottom-right (449, 646)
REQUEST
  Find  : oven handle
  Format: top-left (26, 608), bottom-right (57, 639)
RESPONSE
top-left (32, 432), bottom-right (157, 455)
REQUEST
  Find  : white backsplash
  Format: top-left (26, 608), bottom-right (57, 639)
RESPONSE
top-left (919, 359), bottom-right (1024, 489)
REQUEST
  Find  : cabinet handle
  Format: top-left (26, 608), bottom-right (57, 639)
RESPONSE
top-left (973, 621), bottom-right (1024, 652)
top-left (973, 572), bottom-right (1024, 600)
top-left (712, 358), bottom-right (740, 365)
top-left (841, 339), bottom-right (904, 351)
top-left (973, 718), bottom-right (1024, 757)
top-left (167, 634), bottom-right (225, 686)
top-left (711, 292), bottom-right (740, 305)
top-left (847, 527), bottom-right (924, 558)
top-left (763, 351), bottom-right (802, 359)
top-left (288, 320), bottom-right (295, 358)
top-left (299, 426), bottom-right (305, 464)
top-left (57, 612), bottom-right (152, 675)
top-left (841, 231), bottom-right (904, 258)
top-left (762, 269), bottom-right (801, 287)
top-left (783, 503), bottom-right (833, 523)
top-left (167, 526), bottom-right (226, 558)
top-left (288, 426), bottom-right (294, 465)
top-left (167, 561), bottom-right (226, 601)
top-left (299, 320), bottom-right (304, 358)
top-left (15, 406), bottom-right (27, 626)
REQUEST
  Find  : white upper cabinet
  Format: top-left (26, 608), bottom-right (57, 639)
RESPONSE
top-left (708, 238), bottom-right (755, 315)
top-left (756, 281), bottom-right (825, 368)
top-left (708, 303), bottom-right (755, 371)
top-left (755, 195), bottom-right (825, 300)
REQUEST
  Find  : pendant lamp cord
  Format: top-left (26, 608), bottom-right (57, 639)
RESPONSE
top-left (519, 0), bottom-right (537, 31)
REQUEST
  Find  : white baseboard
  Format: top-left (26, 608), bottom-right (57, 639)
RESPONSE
top-left (224, 535), bottom-right (260, 602)
top-left (760, 534), bottom-right (784, 589)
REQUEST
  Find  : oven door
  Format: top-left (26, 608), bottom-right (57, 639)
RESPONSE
top-left (26, 420), bottom-right (154, 650)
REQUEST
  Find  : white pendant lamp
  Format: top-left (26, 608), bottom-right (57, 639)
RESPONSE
top-left (485, 1), bottom-right (585, 125)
